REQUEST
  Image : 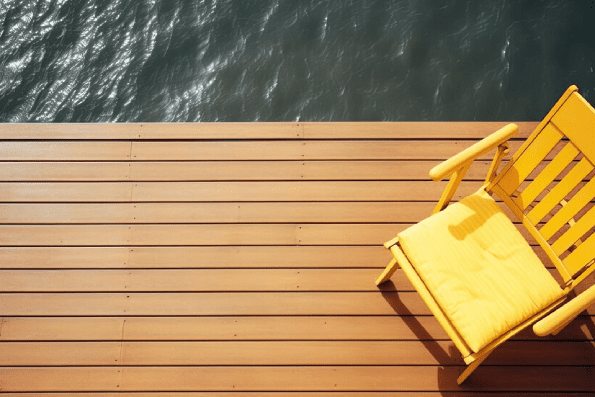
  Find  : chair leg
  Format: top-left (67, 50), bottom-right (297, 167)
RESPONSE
top-left (457, 354), bottom-right (489, 385)
top-left (375, 258), bottom-right (399, 285)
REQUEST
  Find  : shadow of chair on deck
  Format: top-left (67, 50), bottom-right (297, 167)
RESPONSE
top-left (379, 281), bottom-right (595, 392)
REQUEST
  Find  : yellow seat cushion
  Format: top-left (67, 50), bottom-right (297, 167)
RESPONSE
top-left (398, 189), bottom-right (565, 353)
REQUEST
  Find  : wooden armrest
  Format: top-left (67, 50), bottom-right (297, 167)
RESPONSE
top-left (533, 284), bottom-right (595, 336)
top-left (429, 123), bottom-right (518, 181)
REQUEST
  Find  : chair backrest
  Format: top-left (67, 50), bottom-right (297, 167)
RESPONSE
top-left (488, 85), bottom-right (595, 289)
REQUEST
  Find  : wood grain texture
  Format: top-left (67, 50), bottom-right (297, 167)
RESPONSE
top-left (129, 140), bottom-right (525, 161)
top-left (0, 269), bottom-right (386, 291)
top-left (301, 121), bottom-right (538, 139)
top-left (0, 245), bottom-right (552, 269)
top-left (4, 391), bottom-right (591, 397)
top-left (2, 316), bottom-right (592, 342)
top-left (0, 223), bottom-right (537, 246)
top-left (2, 292), bottom-right (594, 316)
top-left (0, 268), bottom-right (565, 292)
top-left (0, 366), bottom-right (593, 392)
top-left (0, 292), bottom-right (447, 316)
top-left (0, 122), bottom-right (302, 139)
top-left (0, 341), bottom-right (465, 366)
top-left (0, 202), bottom-right (437, 223)
top-left (1, 340), bottom-right (593, 366)
top-left (0, 223), bottom-right (403, 246)
top-left (0, 121), bottom-right (538, 139)
top-left (0, 181), bottom-right (476, 202)
top-left (0, 316), bottom-right (449, 341)
top-left (0, 246), bottom-right (392, 268)
top-left (0, 160), bottom-right (492, 181)
top-left (0, 201), bottom-right (555, 225)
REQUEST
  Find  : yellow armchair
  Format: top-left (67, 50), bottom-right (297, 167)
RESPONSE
top-left (377, 85), bottom-right (595, 384)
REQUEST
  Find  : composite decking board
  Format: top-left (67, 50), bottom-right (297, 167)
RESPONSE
top-left (0, 269), bottom-right (386, 292)
top-left (0, 160), bottom-right (559, 182)
top-left (0, 292), bottom-right (434, 316)
top-left (0, 159), bottom-right (559, 182)
top-left (0, 141), bottom-right (133, 160)
top-left (0, 223), bottom-right (538, 246)
top-left (0, 245), bottom-right (557, 270)
top-left (0, 161), bottom-right (494, 182)
top-left (2, 316), bottom-right (592, 342)
top-left (132, 140), bottom-right (528, 160)
top-left (0, 268), bottom-right (567, 292)
top-left (0, 122), bottom-right (303, 139)
top-left (2, 340), bottom-right (594, 366)
top-left (0, 141), bottom-right (526, 161)
top-left (0, 316), bottom-right (447, 341)
top-left (0, 395), bottom-right (592, 397)
top-left (0, 366), bottom-right (593, 392)
top-left (0, 202), bottom-right (544, 225)
top-left (0, 341), bottom-right (465, 366)
top-left (2, 292), bottom-right (594, 316)
top-left (301, 121), bottom-right (539, 139)
top-left (0, 246), bottom-right (392, 268)
top-left (0, 316), bottom-right (449, 341)
top-left (0, 122), bottom-right (538, 139)
top-left (0, 395), bottom-right (591, 397)
top-left (0, 202), bottom-right (437, 223)
top-left (0, 224), bottom-right (396, 246)
top-left (0, 181), bottom-right (480, 202)
top-left (0, 141), bottom-right (535, 162)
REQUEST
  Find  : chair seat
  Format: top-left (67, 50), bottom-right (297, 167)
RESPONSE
top-left (398, 189), bottom-right (565, 353)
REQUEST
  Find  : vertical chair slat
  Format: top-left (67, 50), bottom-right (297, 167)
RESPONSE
top-left (514, 141), bottom-right (580, 210)
top-left (497, 123), bottom-right (563, 196)
top-left (526, 157), bottom-right (593, 225)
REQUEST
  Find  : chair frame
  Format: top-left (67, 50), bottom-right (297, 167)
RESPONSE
top-left (376, 85), bottom-right (595, 384)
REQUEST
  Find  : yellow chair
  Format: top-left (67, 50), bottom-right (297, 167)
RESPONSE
top-left (376, 85), bottom-right (595, 384)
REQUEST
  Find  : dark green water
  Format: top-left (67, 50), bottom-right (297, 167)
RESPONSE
top-left (0, 0), bottom-right (594, 122)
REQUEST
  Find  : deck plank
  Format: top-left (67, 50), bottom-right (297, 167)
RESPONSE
top-left (0, 160), bottom-right (493, 181)
top-left (0, 316), bottom-right (448, 341)
top-left (0, 121), bottom-right (537, 139)
top-left (2, 316), bottom-right (592, 342)
top-left (1, 160), bottom-right (562, 182)
top-left (0, 223), bottom-right (537, 246)
top-left (0, 202), bottom-right (436, 223)
top-left (0, 224), bottom-right (398, 246)
top-left (0, 292), bottom-right (446, 316)
top-left (0, 246), bottom-right (390, 268)
top-left (129, 140), bottom-right (527, 160)
top-left (4, 390), bottom-right (592, 397)
top-left (0, 269), bottom-right (386, 292)
top-left (0, 245), bottom-right (554, 269)
top-left (0, 140), bottom-right (521, 160)
top-left (0, 181), bottom-right (475, 202)
top-left (1, 340), bottom-right (593, 366)
top-left (0, 268), bottom-right (567, 291)
top-left (0, 366), bottom-right (594, 392)
top-left (2, 292), bottom-right (595, 316)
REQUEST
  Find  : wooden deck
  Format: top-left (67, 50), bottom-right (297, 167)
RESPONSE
top-left (0, 122), bottom-right (593, 395)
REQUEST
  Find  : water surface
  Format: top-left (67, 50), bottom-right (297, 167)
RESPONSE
top-left (0, 0), bottom-right (594, 122)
